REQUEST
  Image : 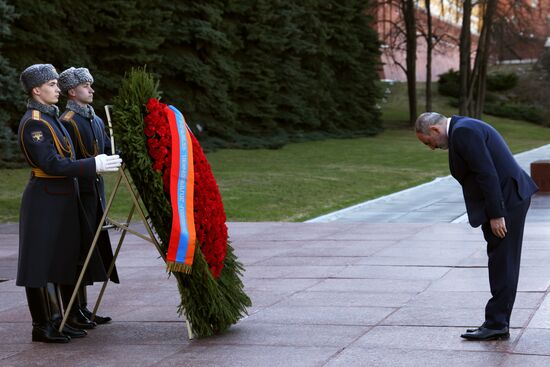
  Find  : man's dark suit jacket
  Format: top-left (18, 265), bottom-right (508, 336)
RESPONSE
top-left (448, 115), bottom-right (538, 227)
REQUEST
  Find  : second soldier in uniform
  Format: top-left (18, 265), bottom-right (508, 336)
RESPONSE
top-left (58, 67), bottom-right (120, 328)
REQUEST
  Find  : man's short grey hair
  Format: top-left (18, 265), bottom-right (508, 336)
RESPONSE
top-left (415, 112), bottom-right (447, 134)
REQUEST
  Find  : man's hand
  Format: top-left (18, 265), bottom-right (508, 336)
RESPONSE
top-left (490, 217), bottom-right (507, 239)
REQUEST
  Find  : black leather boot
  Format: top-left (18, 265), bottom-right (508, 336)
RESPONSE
top-left (59, 284), bottom-right (96, 330)
top-left (79, 285), bottom-right (112, 325)
top-left (25, 287), bottom-right (70, 343)
top-left (46, 283), bottom-right (87, 338)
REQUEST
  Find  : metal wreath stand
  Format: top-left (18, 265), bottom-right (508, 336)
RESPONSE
top-left (57, 106), bottom-right (193, 340)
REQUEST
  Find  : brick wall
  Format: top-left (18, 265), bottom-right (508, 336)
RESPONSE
top-left (374, 1), bottom-right (550, 82)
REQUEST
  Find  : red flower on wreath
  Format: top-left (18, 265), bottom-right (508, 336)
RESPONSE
top-left (144, 98), bottom-right (227, 278)
top-left (189, 132), bottom-right (227, 278)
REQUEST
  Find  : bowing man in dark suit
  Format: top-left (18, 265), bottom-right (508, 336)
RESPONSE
top-left (415, 112), bottom-right (538, 341)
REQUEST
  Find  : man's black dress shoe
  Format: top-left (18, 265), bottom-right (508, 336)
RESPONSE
top-left (461, 326), bottom-right (509, 341)
top-left (81, 307), bottom-right (112, 325)
top-left (466, 326), bottom-right (482, 333)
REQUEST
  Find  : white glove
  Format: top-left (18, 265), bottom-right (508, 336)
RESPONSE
top-left (95, 154), bottom-right (122, 173)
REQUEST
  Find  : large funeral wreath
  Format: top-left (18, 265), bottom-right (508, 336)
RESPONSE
top-left (111, 68), bottom-right (251, 337)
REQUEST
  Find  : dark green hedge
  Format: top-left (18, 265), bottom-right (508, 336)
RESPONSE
top-left (0, 0), bottom-right (382, 153)
top-left (437, 69), bottom-right (460, 98)
top-left (484, 103), bottom-right (545, 125)
top-left (486, 72), bottom-right (519, 92)
top-left (0, 0), bottom-right (22, 167)
top-left (438, 68), bottom-right (541, 124)
top-left (438, 69), bottom-right (519, 99)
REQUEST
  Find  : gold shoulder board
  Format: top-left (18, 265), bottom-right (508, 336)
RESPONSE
top-left (62, 110), bottom-right (75, 121)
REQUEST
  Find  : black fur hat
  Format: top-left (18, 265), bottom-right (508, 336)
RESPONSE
top-left (20, 64), bottom-right (59, 93)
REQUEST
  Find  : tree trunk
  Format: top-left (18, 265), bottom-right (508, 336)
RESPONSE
top-left (425, 0), bottom-right (432, 112)
top-left (471, 0), bottom-right (497, 118)
top-left (403, 0), bottom-right (417, 126)
top-left (458, 0), bottom-right (472, 115)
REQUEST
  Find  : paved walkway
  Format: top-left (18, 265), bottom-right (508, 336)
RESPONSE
top-left (1, 145), bottom-right (550, 366)
top-left (2, 222), bottom-right (550, 366)
top-left (308, 144), bottom-right (550, 223)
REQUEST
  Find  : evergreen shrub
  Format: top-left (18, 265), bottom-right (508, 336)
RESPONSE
top-left (437, 69), bottom-right (460, 98)
top-left (484, 102), bottom-right (545, 125)
top-left (486, 72), bottom-right (519, 92)
top-left (0, 0), bottom-right (383, 151)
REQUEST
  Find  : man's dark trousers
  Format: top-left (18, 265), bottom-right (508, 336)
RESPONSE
top-left (482, 198), bottom-right (531, 330)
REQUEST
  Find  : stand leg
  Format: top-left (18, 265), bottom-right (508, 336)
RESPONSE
top-left (58, 169), bottom-right (123, 333)
top-left (120, 171), bottom-right (194, 339)
top-left (61, 166), bottom-right (194, 340)
top-left (120, 169), bottom-right (165, 260)
top-left (90, 204), bottom-right (136, 322)
top-left (185, 319), bottom-right (194, 340)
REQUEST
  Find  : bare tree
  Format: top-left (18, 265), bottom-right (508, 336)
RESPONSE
top-left (424, 0), bottom-right (433, 111)
top-left (402, 0), bottom-right (417, 125)
top-left (459, 0), bottom-right (498, 118)
top-left (470, 0), bottom-right (498, 118)
top-left (416, 0), bottom-right (457, 112)
top-left (377, 0), bottom-right (459, 120)
top-left (458, 0), bottom-right (472, 115)
top-left (375, 0), bottom-right (417, 125)
top-left (492, 0), bottom-right (549, 62)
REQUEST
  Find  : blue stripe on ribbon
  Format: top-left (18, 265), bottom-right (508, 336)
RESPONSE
top-left (169, 106), bottom-right (190, 264)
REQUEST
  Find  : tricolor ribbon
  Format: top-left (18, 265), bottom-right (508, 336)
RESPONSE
top-left (166, 105), bottom-right (196, 273)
